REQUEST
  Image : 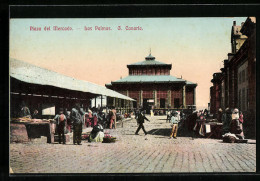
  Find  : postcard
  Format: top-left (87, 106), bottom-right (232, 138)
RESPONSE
top-left (9, 6), bottom-right (256, 174)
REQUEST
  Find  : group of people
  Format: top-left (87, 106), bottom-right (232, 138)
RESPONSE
top-left (84, 107), bottom-right (117, 129)
top-left (17, 100), bottom-right (246, 145)
top-left (53, 104), bottom-right (119, 145)
top-left (184, 108), bottom-right (245, 140)
top-left (219, 107), bottom-right (245, 139)
top-left (18, 101), bottom-right (40, 119)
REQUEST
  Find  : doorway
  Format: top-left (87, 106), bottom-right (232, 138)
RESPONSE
top-left (143, 99), bottom-right (154, 114)
top-left (160, 98), bottom-right (165, 108)
top-left (174, 98), bottom-right (180, 108)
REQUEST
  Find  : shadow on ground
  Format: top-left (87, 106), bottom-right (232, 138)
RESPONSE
top-left (147, 128), bottom-right (195, 138)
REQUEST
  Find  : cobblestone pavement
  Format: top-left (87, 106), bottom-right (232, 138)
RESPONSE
top-left (10, 116), bottom-right (256, 173)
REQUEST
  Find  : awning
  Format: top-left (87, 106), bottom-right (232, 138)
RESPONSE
top-left (10, 58), bottom-right (135, 101)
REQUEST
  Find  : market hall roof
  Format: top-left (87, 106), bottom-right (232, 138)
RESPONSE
top-left (10, 58), bottom-right (135, 101)
top-left (127, 53), bottom-right (172, 68)
top-left (110, 75), bottom-right (197, 85)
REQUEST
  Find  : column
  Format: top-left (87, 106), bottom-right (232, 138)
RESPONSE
top-left (119, 98), bottom-right (122, 112)
top-left (182, 86), bottom-right (186, 108)
top-left (154, 90), bottom-right (157, 108)
top-left (126, 90), bottom-right (129, 112)
top-left (101, 95), bottom-right (103, 108)
top-left (167, 90), bottom-right (171, 108)
top-left (116, 98), bottom-right (118, 110)
top-left (113, 97), bottom-right (115, 107)
top-left (140, 90), bottom-right (143, 108)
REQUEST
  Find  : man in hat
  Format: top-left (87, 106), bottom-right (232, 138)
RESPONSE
top-left (135, 109), bottom-right (150, 135)
top-left (169, 111), bottom-right (180, 139)
top-left (54, 108), bottom-right (67, 144)
top-left (71, 103), bottom-right (85, 145)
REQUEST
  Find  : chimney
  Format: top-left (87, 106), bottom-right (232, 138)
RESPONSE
top-left (233, 21), bottom-right (236, 26)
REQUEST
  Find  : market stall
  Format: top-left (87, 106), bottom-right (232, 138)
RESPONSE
top-left (204, 122), bottom-right (223, 139)
top-left (10, 58), bottom-right (135, 143)
top-left (11, 117), bottom-right (56, 143)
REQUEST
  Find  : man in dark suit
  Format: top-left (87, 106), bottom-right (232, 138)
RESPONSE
top-left (71, 103), bottom-right (85, 145)
top-left (135, 109), bottom-right (150, 135)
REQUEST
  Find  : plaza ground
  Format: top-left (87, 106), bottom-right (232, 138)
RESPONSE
top-left (10, 115), bottom-right (256, 173)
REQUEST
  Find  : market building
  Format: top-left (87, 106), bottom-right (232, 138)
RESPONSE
top-left (106, 53), bottom-right (197, 114)
top-left (209, 17), bottom-right (256, 138)
top-left (10, 58), bottom-right (135, 116)
top-left (10, 58), bottom-right (135, 143)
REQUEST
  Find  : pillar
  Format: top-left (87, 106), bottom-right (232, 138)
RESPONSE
top-left (126, 90), bottom-right (129, 112)
top-left (115, 98), bottom-right (118, 109)
top-left (154, 90), bottom-right (157, 108)
top-left (182, 86), bottom-right (186, 108)
top-left (140, 90), bottom-right (143, 108)
top-left (101, 95), bottom-right (103, 108)
top-left (119, 98), bottom-right (122, 112)
top-left (113, 97), bottom-right (116, 107)
top-left (167, 90), bottom-right (171, 108)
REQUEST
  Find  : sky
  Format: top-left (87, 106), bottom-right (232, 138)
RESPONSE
top-left (9, 17), bottom-right (247, 110)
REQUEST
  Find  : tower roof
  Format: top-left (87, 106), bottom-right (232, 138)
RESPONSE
top-left (127, 53), bottom-right (171, 67)
top-left (145, 53), bottom-right (155, 61)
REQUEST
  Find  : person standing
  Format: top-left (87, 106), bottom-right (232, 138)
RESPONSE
top-left (71, 103), bottom-right (85, 145)
top-left (110, 106), bottom-right (116, 129)
top-left (230, 108), bottom-right (244, 139)
top-left (135, 110), bottom-right (150, 135)
top-left (217, 108), bottom-right (223, 122)
top-left (166, 109), bottom-right (171, 123)
top-left (92, 108), bottom-right (98, 127)
top-left (86, 109), bottom-right (92, 127)
top-left (222, 108), bottom-right (232, 134)
top-left (54, 108), bottom-right (67, 144)
top-left (239, 111), bottom-right (245, 139)
top-left (169, 111), bottom-right (179, 139)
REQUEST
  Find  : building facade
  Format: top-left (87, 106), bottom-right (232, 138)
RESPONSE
top-left (106, 53), bottom-right (197, 113)
top-left (210, 73), bottom-right (222, 116)
top-left (210, 17), bottom-right (256, 138)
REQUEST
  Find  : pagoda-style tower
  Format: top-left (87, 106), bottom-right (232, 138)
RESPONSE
top-left (106, 53), bottom-right (197, 113)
